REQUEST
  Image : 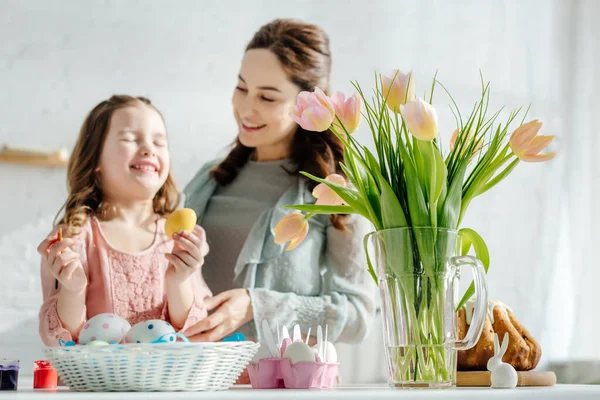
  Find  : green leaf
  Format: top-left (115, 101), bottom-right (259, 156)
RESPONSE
top-left (339, 162), bottom-right (354, 182)
top-left (284, 204), bottom-right (358, 215)
top-left (438, 162), bottom-right (467, 229)
top-left (460, 151), bottom-right (514, 226)
top-left (475, 158), bottom-right (520, 197)
top-left (363, 234), bottom-right (378, 284)
top-left (437, 180), bottom-right (447, 215)
top-left (380, 181), bottom-right (408, 229)
top-left (396, 143), bottom-right (430, 227)
top-left (431, 144), bottom-right (447, 204)
top-left (363, 149), bottom-right (407, 229)
top-left (456, 228), bottom-right (490, 310)
top-left (415, 140), bottom-right (447, 228)
top-left (299, 171), bottom-right (369, 217)
top-left (342, 148), bottom-right (383, 229)
top-left (413, 140), bottom-right (429, 199)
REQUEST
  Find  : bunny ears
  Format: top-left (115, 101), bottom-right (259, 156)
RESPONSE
top-left (494, 332), bottom-right (510, 358)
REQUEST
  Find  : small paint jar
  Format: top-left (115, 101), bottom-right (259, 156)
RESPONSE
top-left (0, 359), bottom-right (19, 391)
top-left (33, 360), bottom-right (58, 389)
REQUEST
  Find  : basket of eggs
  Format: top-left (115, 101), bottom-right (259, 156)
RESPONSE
top-left (43, 315), bottom-right (259, 392)
top-left (43, 209), bottom-right (260, 392)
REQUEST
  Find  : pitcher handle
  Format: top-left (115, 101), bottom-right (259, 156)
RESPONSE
top-left (448, 255), bottom-right (488, 350)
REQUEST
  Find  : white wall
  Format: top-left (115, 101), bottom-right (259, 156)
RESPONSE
top-left (0, 0), bottom-right (588, 382)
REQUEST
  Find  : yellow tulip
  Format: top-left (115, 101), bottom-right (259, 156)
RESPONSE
top-left (400, 98), bottom-right (438, 141)
top-left (273, 213), bottom-right (309, 251)
top-left (381, 70), bottom-right (415, 113)
top-left (509, 120), bottom-right (556, 162)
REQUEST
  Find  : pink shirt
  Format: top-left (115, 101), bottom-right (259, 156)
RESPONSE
top-left (39, 216), bottom-right (211, 346)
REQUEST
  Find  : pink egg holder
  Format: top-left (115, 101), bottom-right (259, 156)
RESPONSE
top-left (248, 357), bottom-right (338, 389)
top-left (249, 322), bottom-right (338, 389)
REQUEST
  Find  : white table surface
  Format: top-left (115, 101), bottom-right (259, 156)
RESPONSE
top-left (3, 377), bottom-right (600, 399)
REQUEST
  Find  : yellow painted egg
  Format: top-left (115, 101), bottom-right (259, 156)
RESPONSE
top-left (165, 208), bottom-right (197, 238)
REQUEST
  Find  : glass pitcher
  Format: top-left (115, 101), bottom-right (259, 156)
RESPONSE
top-left (365, 227), bottom-right (488, 388)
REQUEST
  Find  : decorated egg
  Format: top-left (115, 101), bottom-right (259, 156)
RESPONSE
top-left (125, 320), bottom-right (176, 343)
top-left (79, 313), bottom-right (131, 345)
top-left (165, 208), bottom-right (197, 238)
top-left (88, 340), bottom-right (109, 346)
top-left (283, 342), bottom-right (315, 364)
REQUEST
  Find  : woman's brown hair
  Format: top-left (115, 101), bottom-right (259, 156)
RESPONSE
top-left (211, 18), bottom-right (348, 229)
top-left (56, 95), bottom-right (179, 234)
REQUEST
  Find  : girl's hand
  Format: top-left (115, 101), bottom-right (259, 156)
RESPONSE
top-left (38, 232), bottom-right (87, 293)
top-left (165, 225), bottom-right (209, 281)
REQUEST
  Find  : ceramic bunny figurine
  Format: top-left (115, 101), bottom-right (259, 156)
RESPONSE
top-left (487, 332), bottom-right (518, 388)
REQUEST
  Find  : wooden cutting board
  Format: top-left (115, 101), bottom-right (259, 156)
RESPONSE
top-left (457, 371), bottom-right (556, 387)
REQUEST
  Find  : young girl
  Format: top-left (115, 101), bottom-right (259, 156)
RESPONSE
top-left (37, 95), bottom-right (211, 346)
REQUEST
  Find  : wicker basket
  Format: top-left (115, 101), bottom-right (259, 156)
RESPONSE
top-left (43, 342), bottom-right (259, 392)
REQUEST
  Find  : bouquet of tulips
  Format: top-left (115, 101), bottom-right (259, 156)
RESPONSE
top-left (273, 70), bottom-right (555, 385)
top-left (274, 70), bottom-right (555, 308)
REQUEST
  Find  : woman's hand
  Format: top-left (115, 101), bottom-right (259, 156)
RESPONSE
top-left (165, 225), bottom-right (209, 281)
top-left (188, 289), bottom-right (253, 341)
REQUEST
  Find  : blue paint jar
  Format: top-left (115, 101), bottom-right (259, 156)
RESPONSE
top-left (0, 359), bottom-right (19, 391)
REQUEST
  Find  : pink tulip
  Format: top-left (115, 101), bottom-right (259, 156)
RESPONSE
top-left (381, 70), bottom-right (416, 113)
top-left (290, 87), bottom-right (336, 132)
top-left (509, 120), bottom-right (556, 162)
top-left (400, 98), bottom-right (438, 141)
top-left (273, 213), bottom-right (309, 251)
top-left (312, 174), bottom-right (347, 206)
top-left (330, 92), bottom-right (362, 134)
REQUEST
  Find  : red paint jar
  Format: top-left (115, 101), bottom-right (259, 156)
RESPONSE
top-left (33, 360), bottom-right (58, 389)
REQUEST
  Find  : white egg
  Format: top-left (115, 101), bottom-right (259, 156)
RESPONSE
top-left (79, 313), bottom-right (131, 345)
top-left (323, 341), bottom-right (338, 363)
top-left (283, 342), bottom-right (315, 364)
top-left (310, 346), bottom-right (319, 360)
top-left (312, 341), bottom-right (338, 363)
top-left (125, 320), bottom-right (176, 343)
top-left (251, 343), bottom-right (273, 363)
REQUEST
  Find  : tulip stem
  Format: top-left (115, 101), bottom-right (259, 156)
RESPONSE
top-left (304, 212), bottom-right (316, 220)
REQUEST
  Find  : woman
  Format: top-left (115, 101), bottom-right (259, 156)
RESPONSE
top-left (184, 19), bottom-right (376, 345)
